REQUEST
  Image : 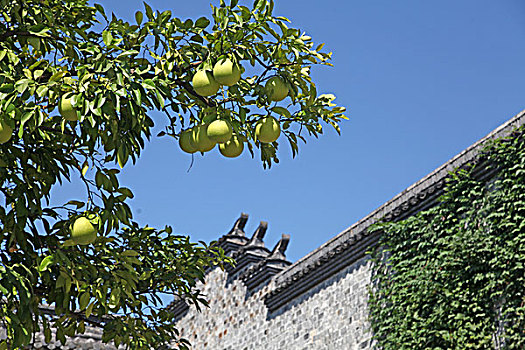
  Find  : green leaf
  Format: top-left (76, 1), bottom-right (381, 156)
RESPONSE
top-left (79, 291), bottom-right (90, 310)
top-left (81, 161), bottom-right (89, 177)
top-left (117, 187), bottom-right (134, 198)
top-left (141, 79), bottom-right (156, 90)
top-left (135, 11), bottom-right (143, 25)
top-left (102, 30), bottom-right (113, 46)
top-left (195, 17), bottom-right (210, 28)
top-left (28, 24), bottom-right (50, 37)
top-left (15, 79), bottom-right (31, 94)
top-left (62, 239), bottom-right (76, 247)
top-left (95, 171), bottom-right (106, 189)
top-left (318, 93), bottom-right (336, 101)
top-left (49, 70), bottom-right (66, 82)
top-left (144, 2), bottom-right (154, 20)
top-left (117, 146), bottom-right (129, 168)
top-left (94, 4), bottom-right (107, 19)
top-left (85, 302), bottom-right (95, 318)
top-left (108, 288), bottom-right (121, 308)
top-left (0, 84), bottom-right (14, 93)
top-left (121, 250), bottom-right (139, 257)
top-left (38, 256), bottom-right (54, 272)
top-left (65, 200), bottom-right (85, 209)
top-left (271, 106), bottom-right (291, 118)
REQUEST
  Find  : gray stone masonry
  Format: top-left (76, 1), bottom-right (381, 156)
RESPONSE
top-left (174, 256), bottom-right (374, 350)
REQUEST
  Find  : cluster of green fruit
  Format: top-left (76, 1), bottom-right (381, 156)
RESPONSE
top-left (191, 58), bottom-right (289, 102)
top-left (179, 116), bottom-right (281, 158)
top-left (184, 58), bottom-right (289, 157)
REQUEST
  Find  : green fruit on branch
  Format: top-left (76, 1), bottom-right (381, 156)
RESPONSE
top-left (219, 135), bottom-right (244, 158)
top-left (255, 116), bottom-right (281, 143)
top-left (192, 70), bottom-right (219, 97)
top-left (179, 129), bottom-right (198, 154)
top-left (59, 96), bottom-right (79, 121)
top-left (207, 119), bottom-right (233, 143)
top-left (213, 58), bottom-right (241, 86)
top-left (71, 217), bottom-right (97, 245)
top-left (0, 120), bottom-right (13, 144)
top-left (193, 124), bottom-right (216, 152)
top-left (265, 76), bottom-right (289, 102)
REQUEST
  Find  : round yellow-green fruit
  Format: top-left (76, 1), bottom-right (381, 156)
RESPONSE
top-left (0, 120), bottom-right (13, 144)
top-left (179, 129), bottom-right (198, 154)
top-left (71, 217), bottom-right (97, 245)
top-left (207, 119), bottom-right (233, 143)
top-left (219, 135), bottom-right (244, 158)
top-left (59, 96), bottom-right (78, 121)
top-left (255, 116), bottom-right (281, 143)
top-left (213, 58), bottom-right (241, 86)
top-left (192, 124), bottom-right (216, 152)
top-left (192, 70), bottom-right (219, 97)
top-left (265, 76), bottom-right (289, 102)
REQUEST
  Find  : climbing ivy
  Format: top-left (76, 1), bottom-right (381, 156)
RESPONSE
top-left (368, 127), bottom-right (525, 349)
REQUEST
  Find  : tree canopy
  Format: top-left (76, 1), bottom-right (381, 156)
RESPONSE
top-left (0, 0), bottom-right (345, 348)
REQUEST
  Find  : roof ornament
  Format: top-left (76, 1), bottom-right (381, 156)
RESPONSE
top-left (247, 221), bottom-right (268, 247)
top-left (268, 234), bottom-right (290, 260)
top-left (227, 212), bottom-right (249, 236)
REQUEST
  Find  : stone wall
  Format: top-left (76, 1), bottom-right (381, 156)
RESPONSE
top-left (175, 255), bottom-right (373, 350)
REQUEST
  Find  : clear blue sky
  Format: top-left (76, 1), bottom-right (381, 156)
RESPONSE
top-left (54, 0), bottom-right (525, 264)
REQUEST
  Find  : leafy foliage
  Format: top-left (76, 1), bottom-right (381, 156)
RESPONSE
top-left (0, 0), bottom-right (345, 348)
top-left (368, 128), bottom-right (525, 349)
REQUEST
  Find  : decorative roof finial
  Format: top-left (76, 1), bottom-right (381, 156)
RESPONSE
top-left (269, 234), bottom-right (290, 260)
top-left (227, 212), bottom-right (249, 236)
top-left (247, 221), bottom-right (268, 247)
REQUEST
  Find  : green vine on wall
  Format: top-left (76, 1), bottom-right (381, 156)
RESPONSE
top-left (368, 127), bottom-right (525, 349)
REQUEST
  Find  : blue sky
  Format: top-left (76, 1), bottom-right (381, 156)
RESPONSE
top-left (54, 0), bottom-right (525, 264)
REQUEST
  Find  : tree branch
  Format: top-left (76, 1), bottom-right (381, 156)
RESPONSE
top-left (0, 29), bottom-right (62, 42)
top-left (0, 30), bottom-right (36, 40)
